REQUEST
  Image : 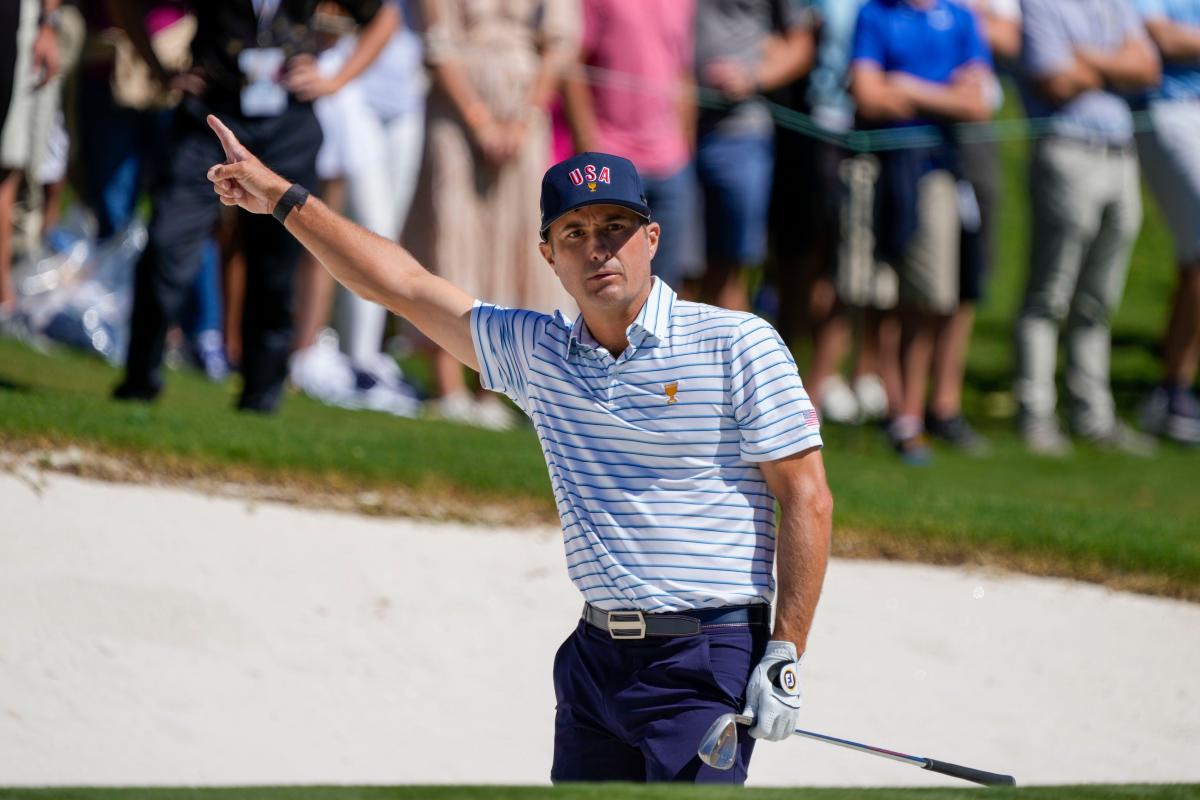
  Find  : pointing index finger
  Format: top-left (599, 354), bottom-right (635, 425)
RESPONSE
top-left (207, 114), bottom-right (247, 163)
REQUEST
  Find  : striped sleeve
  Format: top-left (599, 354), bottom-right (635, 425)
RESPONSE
top-left (470, 302), bottom-right (548, 412)
top-left (728, 316), bottom-right (823, 462)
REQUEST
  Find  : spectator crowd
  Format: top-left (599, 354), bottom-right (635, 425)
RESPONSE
top-left (1, 0), bottom-right (1199, 460)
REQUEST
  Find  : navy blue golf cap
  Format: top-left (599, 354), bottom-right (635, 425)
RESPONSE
top-left (539, 152), bottom-right (651, 238)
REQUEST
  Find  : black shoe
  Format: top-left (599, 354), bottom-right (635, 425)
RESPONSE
top-left (925, 412), bottom-right (991, 456)
top-left (237, 386), bottom-right (283, 414)
top-left (113, 381), bottom-right (159, 403)
top-left (1140, 386), bottom-right (1200, 446)
top-left (887, 418), bottom-right (932, 466)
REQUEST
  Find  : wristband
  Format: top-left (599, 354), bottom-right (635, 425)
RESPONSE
top-left (38, 8), bottom-right (62, 29)
top-left (272, 183), bottom-right (310, 223)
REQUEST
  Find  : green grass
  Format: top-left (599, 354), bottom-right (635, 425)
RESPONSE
top-left (3, 327), bottom-right (1198, 598)
top-left (2, 93), bottom-right (1198, 600)
top-left (0, 337), bottom-right (551, 509)
top-left (1, 787), bottom-right (1198, 800)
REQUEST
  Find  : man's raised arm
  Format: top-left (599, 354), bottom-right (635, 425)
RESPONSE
top-left (205, 115), bottom-right (479, 371)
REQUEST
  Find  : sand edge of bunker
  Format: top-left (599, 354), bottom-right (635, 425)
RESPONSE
top-left (4, 440), bottom-right (1196, 604)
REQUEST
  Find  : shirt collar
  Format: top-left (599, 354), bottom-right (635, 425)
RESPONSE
top-left (566, 277), bottom-right (676, 358)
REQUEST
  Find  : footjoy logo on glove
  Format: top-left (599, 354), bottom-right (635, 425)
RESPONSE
top-left (779, 664), bottom-right (800, 695)
top-left (569, 164), bottom-right (612, 192)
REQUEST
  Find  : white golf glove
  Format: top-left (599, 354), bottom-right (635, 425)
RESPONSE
top-left (741, 640), bottom-right (803, 741)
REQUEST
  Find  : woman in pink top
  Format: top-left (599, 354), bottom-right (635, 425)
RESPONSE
top-left (562, 0), bottom-right (700, 292)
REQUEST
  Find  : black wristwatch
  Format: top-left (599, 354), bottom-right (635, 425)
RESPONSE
top-left (272, 183), bottom-right (310, 223)
top-left (38, 8), bottom-right (63, 29)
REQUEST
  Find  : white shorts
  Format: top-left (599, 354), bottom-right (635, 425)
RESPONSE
top-left (37, 110), bottom-right (68, 184)
top-left (1137, 99), bottom-right (1200, 267)
top-left (314, 82), bottom-right (376, 181)
top-left (0, 0), bottom-right (39, 169)
top-left (313, 40), bottom-right (381, 182)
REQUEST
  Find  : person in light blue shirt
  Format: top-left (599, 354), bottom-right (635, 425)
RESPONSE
top-left (1014, 0), bottom-right (1161, 455)
top-left (1133, 0), bottom-right (1200, 443)
top-left (204, 123), bottom-right (833, 783)
top-left (1135, 0), bottom-right (1200, 98)
top-left (806, 0), bottom-right (872, 132)
top-left (1018, 0), bottom-right (1159, 143)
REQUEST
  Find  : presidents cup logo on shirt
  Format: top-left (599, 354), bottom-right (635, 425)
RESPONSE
top-left (569, 164), bottom-right (612, 193)
top-left (664, 382), bottom-right (679, 404)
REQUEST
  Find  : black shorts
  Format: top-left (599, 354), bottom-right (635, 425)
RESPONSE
top-left (958, 140), bottom-right (1000, 303)
top-left (769, 129), bottom-right (848, 266)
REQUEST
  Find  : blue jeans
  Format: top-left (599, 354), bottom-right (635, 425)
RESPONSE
top-left (696, 132), bottom-right (774, 265)
top-left (643, 163), bottom-right (701, 291)
top-left (77, 74), bottom-right (172, 238)
top-left (551, 618), bottom-right (767, 783)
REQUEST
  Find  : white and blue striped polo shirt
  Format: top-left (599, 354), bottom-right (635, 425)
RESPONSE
top-left (471, 278), bottom-right (822, 612)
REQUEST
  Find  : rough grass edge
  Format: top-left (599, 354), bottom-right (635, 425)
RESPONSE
top-left (0, 435), bottom-right (555, 528)
top-left (0, 785), bottom-right (1198, 800)
top-left (3, 435), bottom-right (1196, 604)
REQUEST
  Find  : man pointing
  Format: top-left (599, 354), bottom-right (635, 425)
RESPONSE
top-left (207, 114), bottom-right (832, 783)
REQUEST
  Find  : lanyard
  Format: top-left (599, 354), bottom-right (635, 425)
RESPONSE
top-left (250, 0), bottom-right (283, 44)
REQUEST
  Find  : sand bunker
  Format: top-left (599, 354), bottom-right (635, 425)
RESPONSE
top-left (2, 470), bottom-right (1198, 787)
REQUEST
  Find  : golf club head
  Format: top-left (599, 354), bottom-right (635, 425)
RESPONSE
top-left (697, 713), bottom-right (752, 771)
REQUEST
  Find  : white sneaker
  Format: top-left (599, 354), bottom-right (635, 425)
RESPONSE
top-left (433, 391), bottom-right (519, 431)
top-left (353, 372), bottom-right (422, 418)
top-left (817, 374), bottom-right (860, 424)
top-left (352, 351), bottom-right (421, 418)
top-left (0, 305), bottom-right (26, 339)
top-left (291, 330), bottom-right (420, 418)
top-left (1019, 415), bottom-right (1073, 457)
top-left (290, 331), bottom-right (356, 404)
top-left (433, 391), bottom-right (480, 425)
top-left (1080, 420), bottom-right (1158, 458)
top-left (474, 394), bottom-right (519, 431)
top-left (853, 373), bottom-right (889, 421)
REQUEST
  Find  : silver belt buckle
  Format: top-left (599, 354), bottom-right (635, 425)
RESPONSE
top-left (608, 610), bottom-right (646, 640)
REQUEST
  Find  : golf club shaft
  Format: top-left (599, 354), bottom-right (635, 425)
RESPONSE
top-left (791, 726), bottom-right (1016, 786)
top-left (791, 727), bottom-right (927, 767)
top-left (732, 715), bottom-right (1015, 786)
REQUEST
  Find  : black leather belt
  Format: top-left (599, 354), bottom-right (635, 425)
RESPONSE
top-left (582, 602), bottom-right (770, 640)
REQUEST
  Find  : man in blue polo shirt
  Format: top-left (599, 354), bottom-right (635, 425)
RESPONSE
top-left (849, 0), bottom-right (993, 462)
top-left (204, 117), bottom-right (833, 783)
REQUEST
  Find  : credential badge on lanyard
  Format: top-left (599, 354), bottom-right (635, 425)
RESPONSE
top-left (240, 0), bottom-right (288, 117)
top-left (251, 0), bottom-right (284, 45)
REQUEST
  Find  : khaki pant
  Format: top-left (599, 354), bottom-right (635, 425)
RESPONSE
top-left (1015, 137), bottom-right (1142, 435)
top-left (836, 153), bottom-right (898, 310)
top-left (899, 168), bottom-right (959, 315)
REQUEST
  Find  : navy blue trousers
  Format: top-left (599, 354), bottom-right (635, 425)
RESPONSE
top-left (551, 619), bottom-right (768, 783)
